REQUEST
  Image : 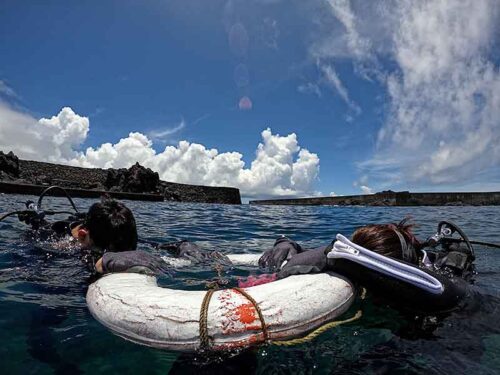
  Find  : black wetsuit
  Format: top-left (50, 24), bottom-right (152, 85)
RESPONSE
top-left (261, 238), bottom-right (473, 315)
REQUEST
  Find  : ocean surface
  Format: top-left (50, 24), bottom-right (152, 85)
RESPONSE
top-left (1, 193), bottom-right (500, 374)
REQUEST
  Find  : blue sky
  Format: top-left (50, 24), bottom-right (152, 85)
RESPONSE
top-left (1, 0), bottom-right (499, 199)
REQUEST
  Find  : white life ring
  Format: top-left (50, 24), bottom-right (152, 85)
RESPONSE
top-left (86, 254), bottom-right (355, 352)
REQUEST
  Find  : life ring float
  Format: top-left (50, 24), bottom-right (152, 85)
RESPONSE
top-left (86, 254), bottom-right (355, 352)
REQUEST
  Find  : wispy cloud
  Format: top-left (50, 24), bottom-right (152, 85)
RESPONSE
top-left (324, 0), bottom-right (371, 60)
top-left (0, 80), bottom-right (18, 99)
top-left (319, 63), bottom-right (361, 114)
top-left (149, 119), bottom-right (186, 142)
top-left (310, 0), bottom-right (500, 191)
top-left (192, 113), bottom-right (211, 126)
top-left (371, 0), bottom-right (500, 187)
top-left (297, 82), bottom-right (322, 98)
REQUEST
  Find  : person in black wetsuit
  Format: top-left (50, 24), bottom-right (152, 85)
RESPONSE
top-left (17, 196), bottom-right (215, 275)
top-left (258, 219), bottom-right (476, 315)
top-left (15, 196), bottom-right (224, 373)
top-left (15, 198), bottom-right (158, 373)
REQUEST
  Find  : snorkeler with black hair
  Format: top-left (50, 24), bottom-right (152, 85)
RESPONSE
top-left (7, 188), bottom-right (214, 275)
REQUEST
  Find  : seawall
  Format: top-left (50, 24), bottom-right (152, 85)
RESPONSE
top-left (249, 191), bottom-right (500, 206)
top-left (1, 159), bottom-right (241, 204)
top-left (0, 181), bottom-right (163, 201)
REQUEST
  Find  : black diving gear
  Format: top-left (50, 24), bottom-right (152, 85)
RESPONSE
top-left (36, 185), bottom-right (81, 214)
top-left (261, 221), bottom-right (479, 314)
top-left (1, 186), bottom-right (221, 275)
top-left (0, 186), bottom-right (86, 237)
top-left (422, 220), bottom-right (476, 281)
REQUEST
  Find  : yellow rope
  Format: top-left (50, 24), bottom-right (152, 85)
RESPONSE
top-left (360, 287), bottom-right (367, 300)
top-left (273, 288), bottom-right (367, 347)
top-left (199, 289), bottom-right (216, 351)
top-left (200, 283), bottom-right (366, 350)
top-left (272, 309), bottom-right (362, 346)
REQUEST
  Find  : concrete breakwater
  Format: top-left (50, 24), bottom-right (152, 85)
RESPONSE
top-left (0, 151), bottom-right (241, 204)
top-left (250, 191), bottom-right (500, 206)
top-left (0, 181), bottom-right (164, 201)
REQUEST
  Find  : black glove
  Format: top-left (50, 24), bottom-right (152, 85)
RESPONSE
top-left (158, 240), bottom-right (229, 263)
top-left (277, 247), bottom-right (328, 279)
top-left (258, 236), bottom-right (303, 271)
top-left (278, 265), bottom-right (323, 279)
top-left (100, 250), bottom-right (168, 275)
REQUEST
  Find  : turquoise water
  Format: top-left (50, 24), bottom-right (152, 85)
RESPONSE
top-left (1, 194), bottom-right (500, 374)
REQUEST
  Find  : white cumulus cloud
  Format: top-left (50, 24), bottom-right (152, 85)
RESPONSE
top-left (0, 104), bottom-right (89, 163)
top-left (0, 102), bottom-right (319, 198)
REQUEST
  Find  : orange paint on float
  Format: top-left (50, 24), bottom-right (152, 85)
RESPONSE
top-left (236, 303), bottom-right (257, 324)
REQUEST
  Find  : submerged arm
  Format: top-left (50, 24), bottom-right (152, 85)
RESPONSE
top-left (95, 251), bottom-right (169, 275)
top-left (158, 240), bottom-right (229, 263)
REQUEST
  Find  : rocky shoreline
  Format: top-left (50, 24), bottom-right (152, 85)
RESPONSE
top-left (0, 151), bottom-right (241, 204)
top-left (250, 190), bottom-right (500, 206)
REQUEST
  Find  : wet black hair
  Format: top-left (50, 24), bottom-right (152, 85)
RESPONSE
top-left (85, 198), bottom-right (138, 252)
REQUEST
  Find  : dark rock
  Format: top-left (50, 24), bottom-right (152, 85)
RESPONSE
top-left (105, 168), bottom-right (125, 191)
top-left (376, 190), bottom-right (395, 195)
top-left (127, 163), bottom-right (159, 193)
top-left (0, 151), bottom-right (19, 179)
top-left (18, 159), bottom-right (108, 188)
top-left (105, 163), bottom-right (160, 193)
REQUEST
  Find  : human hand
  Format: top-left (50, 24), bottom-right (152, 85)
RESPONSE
top-left (258, 237), bottom-right (303, 271)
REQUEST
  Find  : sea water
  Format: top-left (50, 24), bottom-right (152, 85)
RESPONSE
top-left (1, 194), bottom-right (500, 374)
